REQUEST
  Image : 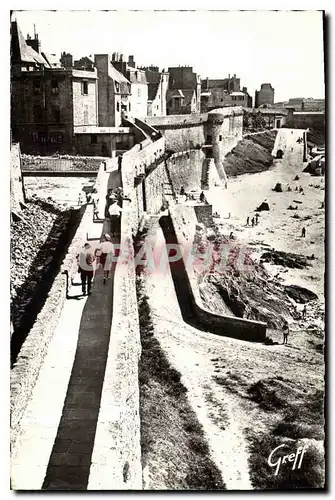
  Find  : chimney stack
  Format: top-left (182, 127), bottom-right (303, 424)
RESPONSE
top-left (128, 55), bottom-right (135, 67)
top-left (25, 31), bottom-right (40, 53)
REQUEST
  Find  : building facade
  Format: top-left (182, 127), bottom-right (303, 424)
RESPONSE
top-left (142, 66), bottom-right (169, 117)
top-left (11, 21), bottom-right (98, 154)
top-left (167, 66), bottom-right (201, 114)
top-left (112, 54), bottom-right (148, 119)
top-left (94, 54), bottom-right (131, 128)
top-left (200, 76), bottom-right (252, 111)
top-left (255, 83), bottom-right (275, 108)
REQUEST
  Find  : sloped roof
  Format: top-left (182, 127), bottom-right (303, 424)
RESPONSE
top-left (166, 89), bottom-right (195, 106)
top-left (109, 63), bottom-right (130, 83)
top-left (127, 67), bottom-right (147, 84)
top-left (41, 52), bottom-right (62, 68)
top-left (109, 63), bottom-right (131, 93)
top-left (12, 21), bottom-right (50, 67)
top-left (148, 82), bottom-right (159, 101)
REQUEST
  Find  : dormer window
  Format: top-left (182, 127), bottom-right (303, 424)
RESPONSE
top-left (115, 81), bottom-right (120, 93)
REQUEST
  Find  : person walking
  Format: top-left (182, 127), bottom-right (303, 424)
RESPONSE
top-left (96, 234), bottom-right (114, 284)
top-left (92, 188), bottom-right (99, 220)
top-left (78, 191), bottom-right (84, 206)
top-left (251, 217), bottom-right (255, 227)
top-left (199, 191), bottom-right (205, 203)
top-left (283, 321), bottom-right (289, 345)
top-left (255, 213), bottom-right (259, 225)
top-left (76, 243), bottom-right (96, 296)
top-left (302, 304), bottom-right (307, 319)
top-left (246, 216), bottom-right (250, 226)
top-left (115, 189), bottom-right (132, 207)
top-left (105, 188), bottom-right (114, 218)
top-left (108, 198), bottom-right (123, 236)
top-left (301, 227), bottom-right (306, 238)
top-left (118, 154), bottom-right (123, 172)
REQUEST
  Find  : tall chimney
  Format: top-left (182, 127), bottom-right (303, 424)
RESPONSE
top-left (128, 55), bottom-right (135, 67)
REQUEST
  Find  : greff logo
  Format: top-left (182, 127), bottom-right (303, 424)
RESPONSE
top-left (268, 444), bottom-right (308, 476)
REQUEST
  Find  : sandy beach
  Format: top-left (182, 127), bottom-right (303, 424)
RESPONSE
top-left (207, 128), bottom-right (325, 303)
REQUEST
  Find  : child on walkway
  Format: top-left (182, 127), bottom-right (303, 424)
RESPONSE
top-left (96, 234), bottom-right (114, 284)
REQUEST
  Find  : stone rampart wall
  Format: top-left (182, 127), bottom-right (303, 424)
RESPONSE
top-left (10, 162), bottom-right (105, 455)
top-left (169, 205), bottom-right (267, 342)
top-left (10, 143), bottom-right (26, 216)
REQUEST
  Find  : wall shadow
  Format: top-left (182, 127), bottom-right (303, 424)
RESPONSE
top-left (42, 259), bottom-right (117, 490)
top-left (10, 202), bottom-right (83, 366)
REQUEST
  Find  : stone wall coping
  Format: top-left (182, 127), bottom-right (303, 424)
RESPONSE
top-left (169, 205), bottom-right (267, 341)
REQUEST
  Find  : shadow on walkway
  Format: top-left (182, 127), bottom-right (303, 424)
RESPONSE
top-left (42, 169), bottom-right (122, 491)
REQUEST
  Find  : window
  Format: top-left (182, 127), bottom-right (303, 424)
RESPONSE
top-left (34, 79), bottom-right (41, 94)
top-left (117, 102), bottom-right (120, 112)
top-left (33, 104), bottom-right (43, 122)
top-left (38, 132), bottom-right (46, 144)
top-left (51, 79), bottom-right (59, 95)
top-left (91, 135), bottom-right (97, 144)
top-left (206, 135), bottom-right (212, 144)
top-left (115, 82), bottom-right (120, 93)
top-left (32, 131), bottom-right (39, 143)
top-left (52, 107), bottom-right (61, 123)
top-left (49, 132), bottom-right (63, 144)
top-left (82, 81), bottom-right (88, 95)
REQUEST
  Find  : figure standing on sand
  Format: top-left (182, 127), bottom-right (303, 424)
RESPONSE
top-left (283, 321), bottom-right (289, 345)
top-left (246, 216), bottom-right (250, 226)
top-left (301, 227), bottom-right (306, 238)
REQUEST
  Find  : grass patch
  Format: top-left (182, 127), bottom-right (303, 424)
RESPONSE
top-left (245, 379), bottom-right (325, 489)
top-left (137, 276), bottom-right (225, 490)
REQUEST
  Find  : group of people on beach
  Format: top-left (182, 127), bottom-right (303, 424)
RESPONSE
top-left (246, 213), bottom-right (260, 227)
top-left (179, 187), bottom-right (208, 204)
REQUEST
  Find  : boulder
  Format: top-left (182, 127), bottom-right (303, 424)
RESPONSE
top-left (284, 284), bottom-right (318, 303)
top-left (256, 200), bottom-right (270, 211)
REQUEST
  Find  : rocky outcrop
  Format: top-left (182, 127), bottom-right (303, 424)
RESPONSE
top-left (222, 130), bottom-right (278, 177)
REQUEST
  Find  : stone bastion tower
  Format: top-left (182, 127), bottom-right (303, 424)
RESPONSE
top-left (205, 108), bottom-right (243, 188)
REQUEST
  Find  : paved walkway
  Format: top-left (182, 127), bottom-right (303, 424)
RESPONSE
top-left (11, 165), bottom-right (122, 490)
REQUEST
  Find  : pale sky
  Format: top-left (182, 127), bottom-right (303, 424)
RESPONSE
top-left (12, 10), bottom-right (325, 102)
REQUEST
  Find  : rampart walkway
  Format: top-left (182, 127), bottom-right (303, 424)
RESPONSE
top-left (11, 164), bottom-right (123, 490)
